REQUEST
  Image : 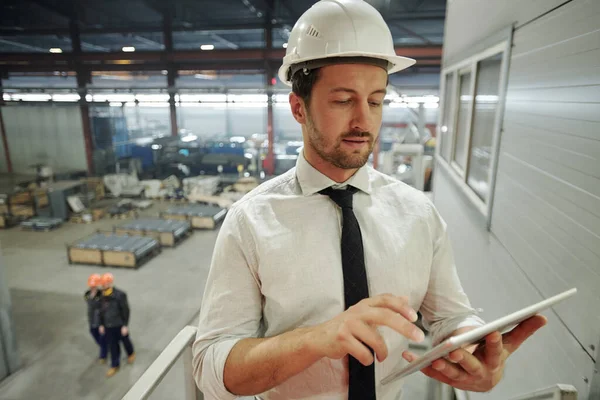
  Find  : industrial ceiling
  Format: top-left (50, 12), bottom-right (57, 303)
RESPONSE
top-left (0, 0), bottom-right (445, 92)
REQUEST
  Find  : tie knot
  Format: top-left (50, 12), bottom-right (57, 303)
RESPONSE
top-left (320, 186), bottom-right (358, 209)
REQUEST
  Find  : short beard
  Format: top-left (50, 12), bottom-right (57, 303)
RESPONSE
top-left (305, 111), bottom-right (374, 169)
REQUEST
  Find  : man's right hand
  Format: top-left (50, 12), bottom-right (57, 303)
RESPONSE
top-left (99, 326), bottom-right (105, 335)
top-left (308, 294), bottom-right (424, 366)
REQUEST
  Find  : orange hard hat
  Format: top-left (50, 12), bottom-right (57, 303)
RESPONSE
top-left (88, 274), bottom-right (102, 287)
top-left (101, 273), bottom-right (114, 285)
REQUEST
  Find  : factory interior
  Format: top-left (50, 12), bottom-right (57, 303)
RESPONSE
top-left (0, 0), bottom-right (598, 399)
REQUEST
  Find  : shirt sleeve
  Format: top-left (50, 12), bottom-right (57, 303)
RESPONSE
top-left (418, 200), bottom-right (485, 346)
top-left (192, 205), bottom-right (263, 400)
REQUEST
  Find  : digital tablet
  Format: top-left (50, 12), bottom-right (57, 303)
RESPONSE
top-left (381, 287), bottom-right (577, 385)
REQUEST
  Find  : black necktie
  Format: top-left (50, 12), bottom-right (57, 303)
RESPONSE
top-left (320, 186), bottom-right (376, 400)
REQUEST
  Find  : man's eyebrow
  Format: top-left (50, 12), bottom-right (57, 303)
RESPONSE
top-left (329, 88), bottom-right (387, 95)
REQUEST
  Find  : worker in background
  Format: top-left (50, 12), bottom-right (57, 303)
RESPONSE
top-left (84, 273), bottom-right (106, 364)
top-left (192, 1), bottom-right (547, 399)
top-left (99, 273), bottom-right (135, 378)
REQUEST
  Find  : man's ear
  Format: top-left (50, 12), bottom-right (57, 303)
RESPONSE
top-left (289, 92), bottom-right (308, 124)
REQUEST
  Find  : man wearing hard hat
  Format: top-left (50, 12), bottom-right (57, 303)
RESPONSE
top-left (99, 273), bottom-right (135, 377)
top-left (84, 274), bottom-right (107, 364)
top-left (192, 1), bottom-right (547, 399)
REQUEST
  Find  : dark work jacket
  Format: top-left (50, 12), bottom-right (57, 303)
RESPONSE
top-left (84, 289), bottom-right (102, 328)
top-left (100, 287), bottom-right (130, 328)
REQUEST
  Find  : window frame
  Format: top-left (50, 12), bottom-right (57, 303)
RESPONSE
top-left (435, 40), bottom-right (512, 228)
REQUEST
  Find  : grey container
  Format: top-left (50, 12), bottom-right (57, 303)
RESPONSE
top-left (116, 219), bottom-right (191, 247)
top-left (160, 204), bottom-right (226, 230)
top-left (20, 217), bottom-right (63, 231)
top-left (68, 232), bottom-right (161, 268)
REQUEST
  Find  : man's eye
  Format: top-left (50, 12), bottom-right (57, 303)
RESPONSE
top-left (369, 102), bottom-right (382, 107)
top-left (335, 100), bottom-right (351, 104)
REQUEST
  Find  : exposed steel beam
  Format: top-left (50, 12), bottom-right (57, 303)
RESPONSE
top-left (0, 46), bottom-right (441, 70)
top-left (0, 23), bottom-right (290, 36)
top-left (0, 46), bottom-right (442, 62)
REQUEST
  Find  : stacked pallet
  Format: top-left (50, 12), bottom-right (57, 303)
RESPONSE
top-left (68, 232), bottom-right (161, 268)
top-left (20, 217), bottom-right (63, 232)
top-left (232, 177), bottom-right (259, 193)
top-left (4, 191), bottom-right (35, 218)
top-left (115, 219), bottom-right (191, 247)
top-left (160, 204), bottom-right (226, 230)
top-left (81, 177), bottom-right (105, 201)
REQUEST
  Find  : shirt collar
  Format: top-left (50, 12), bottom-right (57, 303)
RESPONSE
top-left (295, 149), bottom-right (372, 196)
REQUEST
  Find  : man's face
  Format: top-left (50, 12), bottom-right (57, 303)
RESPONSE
top-left (300, 64), bottom-right (387, 170)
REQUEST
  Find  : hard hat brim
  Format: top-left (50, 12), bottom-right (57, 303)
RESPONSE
top-left (278, 52), bottom-right (417, 86)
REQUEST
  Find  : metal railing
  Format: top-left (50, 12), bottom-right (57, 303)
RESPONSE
top-left (122, 325), bottom-right (203, 400)
top-left (123, 325), bottom-right (578, 400)
top-left (509, 384), bottom-right (577, 400)
top-left (453, 384), bottom-right (578, 400)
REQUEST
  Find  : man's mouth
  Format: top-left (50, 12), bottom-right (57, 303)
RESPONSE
top-left (341, 137), bottom-right (370, 148)
top-left (342, 137), bottom-right (369, 143)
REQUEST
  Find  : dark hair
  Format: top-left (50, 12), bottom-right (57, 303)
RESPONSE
top-left (291, 68), bottom-right (321, 107)
top-left (291, 65), bottom-right (390, 106)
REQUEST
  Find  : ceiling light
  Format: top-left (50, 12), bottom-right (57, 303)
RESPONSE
top-left (122, 46), bottom-right (136, 52)
top-left (200, 44), bottom-right (215, 51)
top-left (282, 43), bottom-right (288, 48)
top-left (49, 48), bottom-right (62, 54)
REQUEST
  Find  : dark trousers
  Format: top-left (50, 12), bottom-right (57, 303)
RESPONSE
top-left (89, 326), bottom-right (108, 360)
top-left (106, 326), bottom-right (134, 368)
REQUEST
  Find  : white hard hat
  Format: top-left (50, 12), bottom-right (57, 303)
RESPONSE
top-left (278, 0), bottom-right (417, 86)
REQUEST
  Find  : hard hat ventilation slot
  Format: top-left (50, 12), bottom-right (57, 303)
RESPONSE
top-left (306, 25), bottom-right (321, 38)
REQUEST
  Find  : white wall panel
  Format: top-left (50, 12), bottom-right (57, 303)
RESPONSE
top-left (0, 105), bottom-right (86, 174)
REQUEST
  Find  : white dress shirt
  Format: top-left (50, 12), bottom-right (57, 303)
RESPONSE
top-left (192, 151), bottom-right (484, 400)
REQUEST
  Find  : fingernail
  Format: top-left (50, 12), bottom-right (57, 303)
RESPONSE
top-left (410, 310), bottom-right (418, 322)
top-left (414, 329), bottom-right (425, 342)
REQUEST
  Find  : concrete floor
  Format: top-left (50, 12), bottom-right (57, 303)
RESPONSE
top-left (0, 200), bottom-right (435, 400)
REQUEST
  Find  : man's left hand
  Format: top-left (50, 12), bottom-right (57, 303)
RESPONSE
top-left (121, 326), bottom-right (129, 336)
top-left (401, 315), bottom-right (547, 392)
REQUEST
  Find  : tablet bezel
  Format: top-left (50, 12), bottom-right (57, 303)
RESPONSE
top-left (381, 287), bottom-right (577, 385)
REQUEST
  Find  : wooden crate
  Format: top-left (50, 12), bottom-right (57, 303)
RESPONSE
top-left (67, 232), bottom-right (161, 269)
top-left (160, 213), bottom-right (188, 222)
top-left (92, 208), bottom-right (106, 220)
top-left (33, 191), bottom-right (49, 208)
top-left (10, 205), bottom-right (35, 217)
top-left (68, 248), bottom-right (103, 265)
top-left (191, 216), bottom-right (217, 229)
top-left (9, 191), bottom-right (32, 205)
top-left (103, 250), bottom-right (137, 268)
top-left (70, 209), bottom-right (105, 224)
top-left (115, 222), bottom-right (190, 248)
top-left (160, 205), bottom-right (226, 230)
top-left (82, 177), bottom-right (105, 200)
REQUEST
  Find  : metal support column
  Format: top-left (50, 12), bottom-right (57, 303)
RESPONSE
top-left (263, 4), bottom-right (276, 176)
top-left (225, 90), bottom-right (232, 136)
top-left (163, 10), bottom-right (178, 137)
top-left (70, 17), bottom-right (94, 175)
top-left (0, 78), bottom-right (13, 173)
top-left (76, 71), bottom-right (93, 176)
top-left (168, 70), bottom-right (178, 137)
top-left (417, 103), bottom-right (426, 140)
top-left (79, 101), bottom-right (95, 176)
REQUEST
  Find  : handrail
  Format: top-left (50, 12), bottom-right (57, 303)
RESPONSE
top-left (452, 384), bottom-right (578, 400)
top-left (122, 325), bottom-right (202, 400)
